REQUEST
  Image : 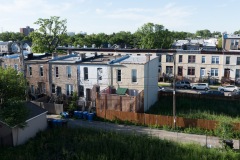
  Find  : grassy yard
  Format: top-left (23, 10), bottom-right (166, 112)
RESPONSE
top-left (1, 127), bottom-right (240, 160)
top-left (147, 95), bottom-right (240, 122)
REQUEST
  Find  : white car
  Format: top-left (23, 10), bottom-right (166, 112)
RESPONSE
top-left (218, 85), bottom-right (239, 92)
top-left (191, 83), bottom-right (209, 90)
top-left (158, 86), bottom-right (165, 91)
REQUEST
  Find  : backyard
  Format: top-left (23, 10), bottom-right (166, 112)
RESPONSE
top-left (0, 127), bottom-right (240, 160)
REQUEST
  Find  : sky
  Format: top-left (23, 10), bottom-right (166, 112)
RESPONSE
top-left (0, 0), bottom-right (239, 35)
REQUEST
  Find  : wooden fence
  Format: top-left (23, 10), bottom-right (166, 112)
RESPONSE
top-left (96, 109), bottom-right (240, 130)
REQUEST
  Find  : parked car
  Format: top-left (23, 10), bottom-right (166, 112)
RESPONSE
top-left (199, 90), bottom-right (224, 96)
top-left (158, 86), bottom-right (165, 92)
top-left (217, 85), bottom-right (239, 92)
top-left (192, 83), bottom-right (209, 90)
top-left (175, 81), bottom-right (191, 89)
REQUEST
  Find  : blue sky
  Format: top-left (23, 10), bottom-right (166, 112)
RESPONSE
top-left (0, 0), bottom-right (239, 34)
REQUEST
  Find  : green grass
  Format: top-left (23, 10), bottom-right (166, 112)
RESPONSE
top-left (1, 127), bottom-right (240, 160)
top-left (147, 96), bottom-right (240, 122)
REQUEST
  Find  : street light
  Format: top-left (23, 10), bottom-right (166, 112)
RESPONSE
top-left (173, 53), bottom-right (176, 129)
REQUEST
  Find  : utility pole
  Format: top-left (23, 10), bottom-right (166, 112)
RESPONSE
top-left (173, 53), bottom-right (176, 129)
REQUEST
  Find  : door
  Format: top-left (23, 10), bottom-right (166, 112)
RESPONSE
top-left (224, 69), bottom-right (230, 78)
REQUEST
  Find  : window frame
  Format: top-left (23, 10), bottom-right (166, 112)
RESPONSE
top-left (211, 56), bottom-right (219, 64)
top-left (226, 56), bottom-right (230, 64)
top-left (84, 67), bottom-right (88, 80)
top-left (179, 55), bottom-right (182, 63)
top-left (201, 56), bottom-right (206, 63)
top-left (55, 66), bottom-right (59, 77)
top-left (131, 69), bottom-right (137, 83)
top-left (67, 66), bottom-right (72, 78)
top-left (188, 55), bottom-right (196, 63)
top-left (117, 69), bottom-right (121, 82)
top-left (187, 67), bottom-right (195, 75)
top-left (211, 68), bottom-right (219, 77)
top-left (40, 65), bottom-right (43, 77)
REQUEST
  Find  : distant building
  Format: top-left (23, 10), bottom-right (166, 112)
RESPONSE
top-left (222, 33), bottom-right (240, 51)
top-left (20, 26), bottom-right (34, 36)
top-left (67, 32), bottom-right (75, 36)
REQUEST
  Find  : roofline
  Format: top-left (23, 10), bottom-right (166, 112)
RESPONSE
top-left (56, 47), bottom-right (177, 53)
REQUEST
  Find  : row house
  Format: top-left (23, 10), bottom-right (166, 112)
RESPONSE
top-left (48, 53), bottom-right (113, 100)
top-left (0, 54), bottom-right (23, 71)
top-left (49, 52), bottom-right (158, 111)
top-left (160, 50), bottom-right (240, 83)
top-left (110, 54), bottom-right (159, 111)
top-left (222, 33), bottom-right (240, 51)
top-left (1, 51), bottom-right (159, 111)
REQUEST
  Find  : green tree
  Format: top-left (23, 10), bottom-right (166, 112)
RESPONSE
top-left (0, 32), bottom-right (25, 41)
top-left (0, 68), bottom-right (27, 102)
top-left (135, 23), bottom-right (173, 49)
top-left (30, 16), bottom-right (67, 53)
top-left (0, 67), bottom-right (28, 127)
top-left (195, 29), bottom-right (212, 38)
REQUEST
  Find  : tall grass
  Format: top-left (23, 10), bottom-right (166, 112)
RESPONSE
top-left (0, 127), bottom-right (240, 160)
top-left (147, 96), bottom-right (240, 122)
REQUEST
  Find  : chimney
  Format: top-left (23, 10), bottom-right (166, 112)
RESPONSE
top-left (52, 52), bottom-right (58, 59)
top-left (80, 53), bottom-right (86, 60)
top-left (67, 49), bottom-right (72, 55)
top-left (145, 54), bottom-right (151, 62)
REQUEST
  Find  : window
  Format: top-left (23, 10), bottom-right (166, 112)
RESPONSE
top-left (67, 66), bottom-right (71, 78)
top-left (14, 64), bottom-right (18, 71)
top-left (179, 55), bottom-right (182, 63)
top-left (236, 69), bottom-right (240, 78)
top-left (28, 66), bottom-right (32, 76)
top-left (226, 56), bottom-right (230, 64)
top-left (237, 57), bottom-right (240, 65)
top-left (166, 55), bottom-right (173, 62)
top-left (40, 65), bottom-right (43, 76)
top-left (56, 86), bottom-right (61, 96)
top-left (202, 56), bottom-right (206, 63)
top-left (52, 84), bottom-right (55, 93)
top-left (188, 55), bottom-right (195, 63)
top-left (97, 68), bottom-right (102, 80)
top-left (55, 66), bottom-right (59, 77)
top-left (84, 67), bottom-right (88, 80)
top-left (131, 69), bottom-right (137, 83)
top-left (187, 67), bottom-right (195, 75)
top-left (211, 56), bottom-right (219, 64)
top-left (211, 68), bottom-right (218, 76)
top-left (158, 55), bottom-right (162, 62)
top-left (166, 66), bottom-right (173, 74)
top-left (66, 84), bottom-right (73, 96)
top-left (117, 69), bottom-right (121, 81)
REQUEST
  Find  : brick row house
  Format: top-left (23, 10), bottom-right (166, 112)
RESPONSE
top-left (0, 51), bottom-right (159, 112)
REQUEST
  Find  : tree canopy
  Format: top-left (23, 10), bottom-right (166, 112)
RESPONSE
top-left (30, 16), bottom-right (67, 53)
top-left (0, 32), bottom-right (25, 42)
top-left (0, 67), bottom-right (28, 127)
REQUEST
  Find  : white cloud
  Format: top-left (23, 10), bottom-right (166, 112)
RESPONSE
top-left (96, 8), bottom-right (104, 14)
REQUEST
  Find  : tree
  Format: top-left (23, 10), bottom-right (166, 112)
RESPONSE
top-left (0, 32), bottom-right (25, 41)
top-left (135, 23), bottom-right (173, 49)
top-left (234, 30), bottom-right (240, 35)
top-left (30, 16), bottom-right (67, 53)
top-left (195, 29), bottom-right (212, 38)
top-left (0, 67), bottom-right (28, 127)
top-left (0, 68), bottom-right (27, 102)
